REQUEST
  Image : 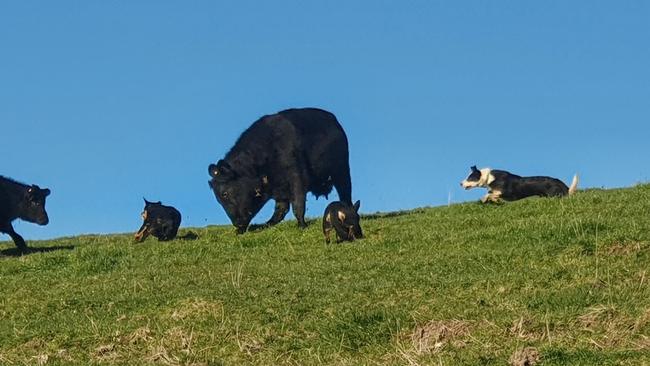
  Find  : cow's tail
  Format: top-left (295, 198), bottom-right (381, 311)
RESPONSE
top-left (568, 174), bottom-right (579, 195)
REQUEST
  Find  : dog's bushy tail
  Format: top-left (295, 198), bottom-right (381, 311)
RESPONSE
top-left (568, 174), bottom-right (579, 195)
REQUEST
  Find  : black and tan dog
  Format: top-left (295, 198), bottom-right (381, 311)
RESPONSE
top-left (322, 200), bottom-right (363, 243)
top-left (461, 166), bottom-right (579, 203)
top-left (134, 199), bottom-right (181, 242)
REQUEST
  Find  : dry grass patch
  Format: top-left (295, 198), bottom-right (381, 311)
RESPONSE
top-left (578, 304), bottom-right (617, 329)
top-left (170, 298), bottom-right (224, 322)
top-left (576, 305), bottom-right (650, 350)
top-left (410, 320), bottom-right (470, 355)
top-left (122, 326), bottom-right (154, 346)
top-left (603, 241), bottom-right (647, 256)
top-left (508, 346), bottom-right (540, 366)
top-left (93, 343), bottom-right (118, 361)
top-left (509, 316), bottom-right (544, 341)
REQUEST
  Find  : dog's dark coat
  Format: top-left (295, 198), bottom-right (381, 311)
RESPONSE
top-left (461, 166), bottom-right (579, 203)
top-left (134, 199), bottom-right (181, 242)
top-left (208, 108), bottom-right (353, 233)
top-left (0, 176), bottom-right (50, 252)
top-left (322, 200), bottom-right (362, 244)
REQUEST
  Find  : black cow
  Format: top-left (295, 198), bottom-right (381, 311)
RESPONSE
top-left (322, 200), bottom-right (363, 244)
top-left (0, 176), bottom-right (50, 252)
top-left (208, 108), bottom-right (353, 233)
top-left (134, 199), bottom-right (181, 242)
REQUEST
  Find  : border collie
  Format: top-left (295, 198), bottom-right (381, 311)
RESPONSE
top-left (461, 166), bottom-right (579, 203)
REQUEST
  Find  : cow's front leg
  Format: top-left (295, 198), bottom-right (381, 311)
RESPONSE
top-left (266, 201), bottom-right (290, 226)
top-left (291, 191), bottom-right (308, 229)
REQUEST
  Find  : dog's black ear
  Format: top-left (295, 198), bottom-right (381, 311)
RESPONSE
top-left (353, 200), bottom-right (361, 212)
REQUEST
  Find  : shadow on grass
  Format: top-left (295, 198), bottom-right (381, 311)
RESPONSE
top-left (248, 218), bottom-right (319, 233)
top-left (362, 209), bottom-right (426, 221)
top-left (177, 231), bottom-right (200, 241)
top-left (0, 245), bottom-right (75, 257)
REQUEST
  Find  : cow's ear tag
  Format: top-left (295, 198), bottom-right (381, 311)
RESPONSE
top-left (262, 176), bottom-right (269, 185)
top-left (255, 188), bottom-right (262, 197)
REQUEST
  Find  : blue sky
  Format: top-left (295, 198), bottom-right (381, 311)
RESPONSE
top-left (1, 1), bottom-right (648, 240)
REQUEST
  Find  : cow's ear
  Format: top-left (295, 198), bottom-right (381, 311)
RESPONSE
top-left (353, 200), bottom-right (361, 212)
top-left (42, 188), bottom-right (51, 197)
top-left (337, 210), bottom-right (346, 222)
top-left (208, 164), bottom-right (219, 178)
top-left (216, 160), bottom-right (235, 179)
top-left (471, 165), bottom-right (478, 171)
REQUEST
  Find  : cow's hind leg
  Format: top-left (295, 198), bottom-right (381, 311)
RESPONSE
top-left (2, 223), bottom-right (28, 253)
top-left (266, 201), bottom-right (290, 226)
top-left (332, 167), bottom-right (352, 205)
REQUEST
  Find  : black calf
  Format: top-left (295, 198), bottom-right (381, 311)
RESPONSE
top-left (0, 176), bottom-right (50, 252)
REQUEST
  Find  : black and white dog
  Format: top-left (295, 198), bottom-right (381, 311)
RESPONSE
top-left (461, 166), bottom-right (579, 203)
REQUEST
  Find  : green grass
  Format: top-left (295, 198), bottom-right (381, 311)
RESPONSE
top-left (1, 185), bottom-right (649, 365)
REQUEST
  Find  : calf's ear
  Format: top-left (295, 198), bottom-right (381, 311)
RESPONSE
top-left (471, 165), bottom-right (478, 171)
top-left (43, 188), bottom-right (51, 197)
top-left (353, 200), bottom-right (361, 212)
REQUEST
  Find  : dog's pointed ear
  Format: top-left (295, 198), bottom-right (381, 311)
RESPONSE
top-left (353, 200), bottom-right (361, 212)
top-left (337, 210), bottom-right (346, 222)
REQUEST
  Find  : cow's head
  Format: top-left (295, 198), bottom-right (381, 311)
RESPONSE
top-left (19, 185), bottom-right (50, 225)
top-left (208, 160), bottom-right (270, 233)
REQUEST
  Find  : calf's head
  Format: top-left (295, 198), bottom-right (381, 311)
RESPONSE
top-left (19, 185), bottom-right (50, 225)
top-left (208, 160), bottom-right (269, 233)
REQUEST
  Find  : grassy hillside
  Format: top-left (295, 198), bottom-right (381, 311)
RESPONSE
top-left (1, 185), bottom-right (649, 365)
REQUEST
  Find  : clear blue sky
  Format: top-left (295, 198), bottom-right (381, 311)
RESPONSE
top-left (2, 1), bottom-right (648, 240)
